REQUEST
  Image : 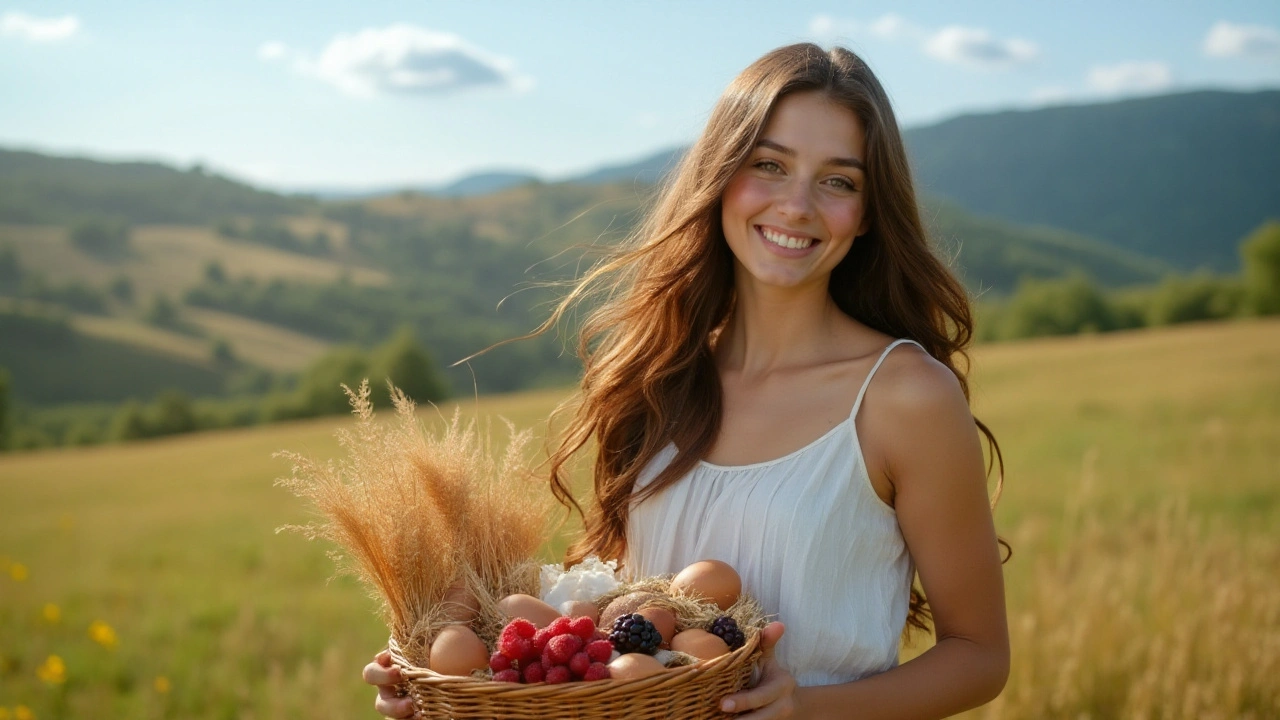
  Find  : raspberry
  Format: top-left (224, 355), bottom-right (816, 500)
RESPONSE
top-left (709, 616), bottom-right (746, 651)
top-left (533, 627), bottom-right (554, 654)
top-left (522, 660), bottom-right (545, 684)
top-left (489, 652), bottom-right (512, 672)
top-left (568, 651), bottom-right (591, 677)
top-left (547, 616), bottom-right (574, 637)
top-left (508, 617), bottom-right (538, 639)
top-left (493, 669), bottom-right (521, 683)
top-left (545, 665), bottom-right (572, 684)
top-left (586, 639), bottom-right (613, 664)
top-left (547, 633), bottom-right (584, 665)
top-left (499, 620), bottom-right (540, 661)
top-left (568, 616), bottom-right (596, 641)
top-left (582, 662), bottom-right (611, 681)
top-left (609, 613), bottom-right (662, 655)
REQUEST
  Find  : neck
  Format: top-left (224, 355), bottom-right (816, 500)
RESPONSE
top-left (716, 274), bottom-right (846, 377)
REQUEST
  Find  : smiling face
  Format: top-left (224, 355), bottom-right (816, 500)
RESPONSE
top-left (720, 90), bottom-right (869, 294)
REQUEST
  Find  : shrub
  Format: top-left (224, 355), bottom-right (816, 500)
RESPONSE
top-left (999, 274), bottom-right (1117, 339)
top-left (1241, 220), bottom-right (1280, 315)
top-left (70, 219), bottom-right (131, 258)
top-left (1146, 272), bottom-right (1244, 326)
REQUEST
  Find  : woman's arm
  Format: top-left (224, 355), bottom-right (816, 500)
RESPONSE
top-left (725, 352), bottom-right (1009, 719)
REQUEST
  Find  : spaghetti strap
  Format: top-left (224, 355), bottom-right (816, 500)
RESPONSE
top-left (850, 339), bottom-right (924, 419)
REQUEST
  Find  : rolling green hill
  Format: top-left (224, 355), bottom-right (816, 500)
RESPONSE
top-left (0, 148), bottom-right (308, 225)
top-left (903, 90), bottom-right (1280, 272)
top-left (0, 309), bottom-right (226, 405)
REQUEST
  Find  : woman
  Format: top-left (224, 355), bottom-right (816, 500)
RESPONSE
top-left (366, 43), bottom-right (1009, 719)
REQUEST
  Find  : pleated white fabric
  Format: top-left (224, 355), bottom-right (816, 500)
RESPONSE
top-left (624, 339), bottom-right (920, 687)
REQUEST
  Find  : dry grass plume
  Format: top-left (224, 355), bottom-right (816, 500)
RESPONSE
top-left (275, 381), bottom-right (554, 666)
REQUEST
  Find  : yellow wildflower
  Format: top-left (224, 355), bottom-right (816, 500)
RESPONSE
top-left (14, 708), bottom-right (32, 720)
top-left (154, 675), bottom-right (171, 694)
top-left (42, 603), bottom-right (61, 624)
top-left (88, 620), bottom-right (118, 649)
top-left (8, 563), bottom-right (27, 582)
top-left (36, 654), bottom-right (66, 684)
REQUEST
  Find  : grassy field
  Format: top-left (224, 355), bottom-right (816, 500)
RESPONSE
top-left (1, 320), bottom-right (1278, 719)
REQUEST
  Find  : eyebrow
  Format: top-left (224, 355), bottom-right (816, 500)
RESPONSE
top-left (756, 139), bottom-right (866, 172)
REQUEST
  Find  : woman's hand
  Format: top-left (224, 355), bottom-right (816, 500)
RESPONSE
top-left (362, 649), bottom-right (416, 719)
top-left (719, 622), bottom-right (797, 718)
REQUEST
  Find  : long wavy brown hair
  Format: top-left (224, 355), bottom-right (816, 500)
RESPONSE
top-left (536, 43), bottom-right (1006, 635)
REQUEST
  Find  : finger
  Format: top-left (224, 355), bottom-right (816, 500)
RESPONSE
top-left (758, 622), bottom-right (785, 654)
top-left (720, 660), bottom-right (794, 714)
top-left (373, 690), bottom-right (415, 718)
top-left (363, 660), bottom-right (403, 686)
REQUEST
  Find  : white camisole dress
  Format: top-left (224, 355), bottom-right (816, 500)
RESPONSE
top-left (624, 339), bottom-right (920, 687)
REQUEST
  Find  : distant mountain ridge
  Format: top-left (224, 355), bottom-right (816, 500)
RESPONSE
top-left (903, 89), bottom-right (1280, 272)
top-left (407, 89), bottom-right (1279, 272)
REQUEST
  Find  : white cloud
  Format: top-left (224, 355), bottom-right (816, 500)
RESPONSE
top-left (1202, 21), bottom-right (1280, 61)
top-left (258, 41), bottom-right (288, 61)
top-left (808, 14), bottom-right (1036, 70)
top-left (273, 24), bottom-right (528, 99)
top-left (0, 11), bottom-right (79, 42)
top-left (1030, 86), bottom-right (1072, 104)
top-left (1086, 62), bottom-right (1174, 95)
top-left (924, 26), bottom-right (1038, 68)
top-left (867, 14), bottom-right (923, 42)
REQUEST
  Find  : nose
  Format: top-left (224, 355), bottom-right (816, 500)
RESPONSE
top-left (776, 178), bottom-right (815, 222)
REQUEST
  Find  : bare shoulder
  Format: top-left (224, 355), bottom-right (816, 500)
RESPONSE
top-left (859, 343), bottom-right (980, 491)
top-left (867, 343), bottom-right (970, 419)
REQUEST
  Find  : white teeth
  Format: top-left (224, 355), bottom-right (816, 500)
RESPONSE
top-left (761, 227), bottom-right (814, 249)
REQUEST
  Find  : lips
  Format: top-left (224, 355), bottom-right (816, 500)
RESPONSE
top-left (758, 225), bottom-right (816, 250)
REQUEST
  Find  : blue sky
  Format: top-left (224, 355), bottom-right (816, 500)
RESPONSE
top-left (2, 1), bottom-right (1278, 192)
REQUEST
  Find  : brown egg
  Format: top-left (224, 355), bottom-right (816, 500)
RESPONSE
top-left (668, 560), bottom-right (741, 610)
top-left (497, 594), bottom-right (562, 628)
top-left (428, 625), bottom-right (490, 677)
top-left (606, 652), bottom-right (666, 681)
top-left (441, 580), bottom-right (480, 622)
top-left (637, 606), bottom-right (676, 649)
top-left (670, 629), bottom-right (731, 660)
top-left (558, 600), bottom-right (600, 624)
top-left (600, 591), bottom-right (661, 629)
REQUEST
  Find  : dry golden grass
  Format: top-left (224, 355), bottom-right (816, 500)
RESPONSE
top-left (275, 382), bottom-right (555, 666)
top-left (960, 451), bottom-right (1280, 719)
top-left (1, 321), bottom-right (1277, 718)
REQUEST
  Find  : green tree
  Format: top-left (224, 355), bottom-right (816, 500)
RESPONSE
top-left (1000, 274), bottom-right (1117, 339)
top-left (70, 219), bottom-right (131, 258)
top-left (370, 326), bottom-right (449, 407)
top-left (146, 294), bottom-right (181, 329)
top-left (0, 367), bottom-right (11, 451)
top-left (1146, 272), bottom-right (1243, 326)
top-left (0, 246), bottom-right (22, 291)
top-left (204, 260), bottom-right (227, 284)
top-left (110, 400), bottom-right (150, 441)
top-left (152, 390), bottom-right (197, 436)
top-left (109, 275), bottom-right (135, 303)
top-left (1241, 220), bottom-right (1280, 315)
top-left (211, 338), bottom-right (236, 367)
top-left (295, 345), bottom-right (371, 416)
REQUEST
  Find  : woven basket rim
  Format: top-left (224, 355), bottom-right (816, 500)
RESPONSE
top-left (388, 630), bottom-right (761, 694)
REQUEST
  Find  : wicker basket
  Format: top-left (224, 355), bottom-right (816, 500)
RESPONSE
top-left (388, 630), bottom-right (762, 719)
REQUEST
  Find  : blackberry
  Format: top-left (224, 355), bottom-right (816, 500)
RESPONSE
top-left (609, 613), bottom-right (662, 655)
top-left (709, 616), bottom-right (746, 651)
